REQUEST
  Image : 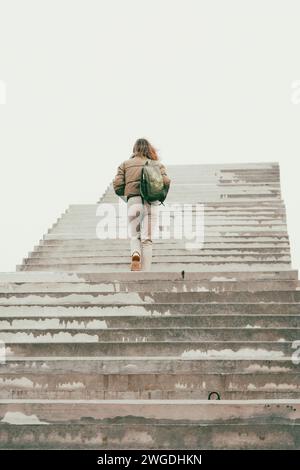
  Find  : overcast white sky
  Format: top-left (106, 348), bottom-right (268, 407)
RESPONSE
top-left (0, 0), bottom-right (300, 272)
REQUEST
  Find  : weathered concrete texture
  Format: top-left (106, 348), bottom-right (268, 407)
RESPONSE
top-left (0, 162), bottom-right (300, 449)
top-left (0, 422), bottom-right (299, 450)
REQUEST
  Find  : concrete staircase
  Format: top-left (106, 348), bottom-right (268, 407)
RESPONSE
top-left (0, 162), bottom-right (299, 449)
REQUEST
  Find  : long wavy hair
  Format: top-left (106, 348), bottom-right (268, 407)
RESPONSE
top-left (131, 138), bottom-right (159, 160)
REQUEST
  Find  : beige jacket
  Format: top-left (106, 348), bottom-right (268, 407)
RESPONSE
top-left (113, 154), bottom-right (171, 199)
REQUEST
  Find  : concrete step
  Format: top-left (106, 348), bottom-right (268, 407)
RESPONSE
top-left (140, 171), bottom-right (281, 177)
top-left (0, 280), bottom-right (298, 293)
top-left (147, 177), bottom-right (282, 183)
top-left (105, 180), bottom-right (281, 187)
top-left (33, 244), bottom-right (291, 253)
top-left (41, 235), bottom-right (291, 243)
top-left (29, 248), bottom-right (291, 257)
top-left (17, 263), bottom-right (292, 273)
top-left (103, 189), bottom-right (282, 196)
top-left (67, 210), bottom-right (287, 218)
top-left (1, 270), bottom-right (297, 282)
top-left (39, 234), bottom-right (290, 241)
top-left (154, 182), bottom-right (282, 188)
top-left (62, 206), bottom-right (287, 212)
top-left (26, 253), bottom-right (290, 264)
top-left (105, 175), bottom-right (280, 181)
top-left (159, 161), bottom-right (279, 167)
top-left (71, 200), bottom-right (285, 207)
top-left (2, 341), bottom-right (297, 358)
top-left (102, 189), bottom-right (282, 196)
top-left (1, 358), bottom-right (298, 374)
top-left (43, 233), bottom-right (290, 240)
top-left (101, 196), bottom-right (282, 203)
top-left (103, 195), bottom-right (283, 203)
top-left (68, 203), bottom-right (286, 210)
top-left (155, 181), bottom-right (282, 187)
top-left (1, 302), bottom-right (298, 317)
top-left (68, 197), bottom-right (290, 205)
top-left (51, 221), bottom-right (287, 231)
top-left (36, 240), bottom-right (291, 248)
top-left (58, 213), bottom-right (287, 219)
top-left (102, 186), bottom-right (282, 193)
top-left (102, 199), bottom-right (283, 205)
top-left (52, 220), bottom-right (288, 228)
top-left (1, 420), bottom-right (298, 449)
top-left (101, 196), bottom-right (285, 203)
top-left (1, 314), bottom-right (299, 329)
top-left (1, 397), bottom-right (297, 422)
top-left (162, 163), bottom-right (278, 167)
top-left (1, 290), bottom-right (299, 305)
top-left (147, 175), bottom-right (282, 181)
top-left (64, 208), bottom-right (287, 214)
top-left (59, 219), bottom-right (287, 227)
top-left (56, 222), bottom-right (287, 229)
top-left (50, 226), bottom-right (288, 235)
top-left (56, 215), bottom-right (286, 222)
top-left (105, 185), bottom-right (280, 191)
top-left (0, 372), bottom-right (299, 400)
top-left (1, 327), bottom-right (299, 343)
top-left (104, 183), bottom-right (282, 190)
top-left (34, 241), bottom-right (291, 248)
top-left (21, 255), bottom-right (292, 265)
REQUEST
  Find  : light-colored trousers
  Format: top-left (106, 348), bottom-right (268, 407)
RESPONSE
top-left (127, 195), bottom-right (159, 271)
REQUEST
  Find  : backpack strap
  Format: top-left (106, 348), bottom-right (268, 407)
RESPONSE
top-left (140, 160), bottom-right (149, 204)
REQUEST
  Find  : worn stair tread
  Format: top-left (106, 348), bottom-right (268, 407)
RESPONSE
top-left (3, 270), bottom-right (297, 279)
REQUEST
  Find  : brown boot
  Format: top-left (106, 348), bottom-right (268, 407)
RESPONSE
top-left (130, 251), bottom-right (141, 271)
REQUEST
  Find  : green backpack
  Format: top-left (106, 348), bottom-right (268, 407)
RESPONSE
top-left (140, 160), bottom-right (169, 205)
